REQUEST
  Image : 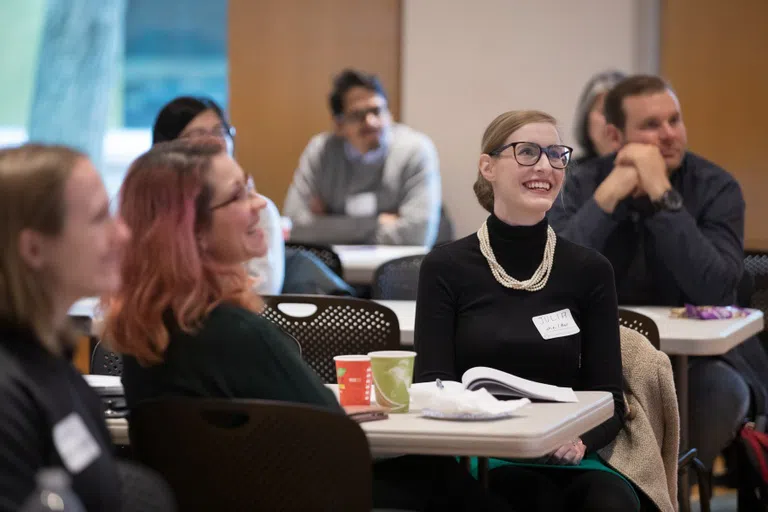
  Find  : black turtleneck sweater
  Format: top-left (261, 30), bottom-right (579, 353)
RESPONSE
top-left (414, 214), bottom-right (625, 453)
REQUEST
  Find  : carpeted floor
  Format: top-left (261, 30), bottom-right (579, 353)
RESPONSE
top-left (692, 490), bottom-right (736, 512)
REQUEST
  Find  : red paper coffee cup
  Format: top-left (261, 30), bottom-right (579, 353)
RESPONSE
top-left (334, 355), bottom-right (372, 406)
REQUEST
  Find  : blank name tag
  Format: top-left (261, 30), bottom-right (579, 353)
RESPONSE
top-left (345, 192), bottom-right (377, 217)
top-left (53, 413), bottom-right (101, 474)
top-left (532, 309), bottom-right (581, 340)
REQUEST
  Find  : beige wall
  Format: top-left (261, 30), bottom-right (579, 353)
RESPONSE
top-left (402, 0), bottom-right (659, 237)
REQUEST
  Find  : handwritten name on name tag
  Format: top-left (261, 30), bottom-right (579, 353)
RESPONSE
top-left (532, 309), bottom-right (581, 340)
top-left (53, 413), bottom-right (101, 474)
top-left (345, 192), bottom-right (377, 217)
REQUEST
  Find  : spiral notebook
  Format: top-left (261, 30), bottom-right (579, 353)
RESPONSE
top-left (461, 367), bottom-right (578, 403)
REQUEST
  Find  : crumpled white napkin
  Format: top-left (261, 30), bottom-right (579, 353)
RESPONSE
top-left (410, 381), bottom-right (530, 415)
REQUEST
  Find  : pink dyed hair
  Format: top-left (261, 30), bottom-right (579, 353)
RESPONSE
top-left (102, 137), bottom-right (261, 365)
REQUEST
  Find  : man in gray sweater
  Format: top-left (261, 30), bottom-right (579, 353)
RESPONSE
top-left (284, 69), bottom-right (441, 246)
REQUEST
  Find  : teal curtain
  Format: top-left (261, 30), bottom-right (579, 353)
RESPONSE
top-left (27, 0), bottom-right (125, 169)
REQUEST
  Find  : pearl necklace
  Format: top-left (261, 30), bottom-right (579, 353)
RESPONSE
top-left (477, 220), bottom-right (557, 292)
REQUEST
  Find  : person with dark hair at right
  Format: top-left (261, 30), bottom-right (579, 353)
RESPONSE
top-left (549, 74), bottom-right (768, 480)
top-left (572, 70), bottom-right (626, 165)
top-left (284, 68), bottom-right (442, 246)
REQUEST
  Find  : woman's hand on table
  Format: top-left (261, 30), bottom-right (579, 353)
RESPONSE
top-left (548, 438), bottom-right (586, 466)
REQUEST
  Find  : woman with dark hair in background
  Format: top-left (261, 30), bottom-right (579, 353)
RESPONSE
top-left (153, 96), bottom-right (354, 296)
top-left (153, 96), bottom-right (285, 295)
top-left (573, 70), bottom-right (626, 165)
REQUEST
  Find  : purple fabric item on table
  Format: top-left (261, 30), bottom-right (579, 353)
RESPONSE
top-left (670, 304), bottom-right (749, 319)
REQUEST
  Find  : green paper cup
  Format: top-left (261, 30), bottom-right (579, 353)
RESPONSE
top-left (368, 350), bottom-right (417, 413)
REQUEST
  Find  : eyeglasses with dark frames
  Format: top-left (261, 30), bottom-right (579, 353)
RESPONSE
top-left (210, 176), bottom-right (256, 211)
top-left (488, 141), bottom-right (573, 169)
top-left (341, 104), bottom-right (388, 124)
top-left (181, 124), bottom-right (236, 141)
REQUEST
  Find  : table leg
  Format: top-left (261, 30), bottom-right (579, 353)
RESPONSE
top-left (478, 457), bottom-right (489, 489)
top-left (674, 355), bottom-right (690, 512)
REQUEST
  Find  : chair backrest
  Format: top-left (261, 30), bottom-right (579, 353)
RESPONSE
top-left (286, 242), bottom-right (343, 278)
top-left (435, 206), bottom-right (455, 247)
top-left (618, 309), bottom-right (660, 350)
top-left (91, 340), bottom-right (124, 376)
top-left (275, 325), bottom-right (302, 356)
top-left (260, 295), bottom-right (400, 383)
top-left (116, 460), bottom-right (177, 512)
top-left (69, 315), bottom-right (92, 336)
top-left (745, 252), bottom-right (768, 313)
top-left (130, 398), bottom-right (372, 512)
top-left (371, 255), bottom-right (425, 300)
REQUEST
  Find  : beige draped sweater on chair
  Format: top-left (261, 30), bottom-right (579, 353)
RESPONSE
top-left (599, 326), bottom-right (680, 512)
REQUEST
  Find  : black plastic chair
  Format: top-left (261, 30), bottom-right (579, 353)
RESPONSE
top-left (68, 315), bottom-right (92, 337)
top-left (371, 255), bottom-right (425, 300)
top-left (286, 242), bottom-right (344, 278)
top-left (618, 309), bottom-right (711, 512)
top-left (260, 295), bottom-right (400, 383)
top-left (130, 398), bottom-right (373, 511)
top-left (90, 340), bottom-right (123, 376)
top-left (435, 206), bottom-right (455, 247)
top-left (116, 460), bottom-right (177, 512)
top-left (745, 252), bottom-right (768, 339)
top-left (618, 309), bottom-right (660, 349)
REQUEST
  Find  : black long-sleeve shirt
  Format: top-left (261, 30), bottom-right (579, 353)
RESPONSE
top-left (548, 151), bottom-right (745, 306)
top-left (414, 215), bottom-right (625, 453)
top-left (0, 320), bottom-right (121, 512)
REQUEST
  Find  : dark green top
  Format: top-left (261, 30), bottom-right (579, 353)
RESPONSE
top-left (121, 303), bottom-right (340, 412)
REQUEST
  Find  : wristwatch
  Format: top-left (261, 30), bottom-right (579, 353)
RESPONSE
top-left (652, 188), bottom-right (683, 212)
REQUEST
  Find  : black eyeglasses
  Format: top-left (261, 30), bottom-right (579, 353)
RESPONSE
top-left (181, 124), bottom-right (236, 141)
top-left (488, 142), bottom-right (573, 169)
top-left (210, 176), bottom-right (256, 211)
top-left (341, 105), bottom-right (387, 124)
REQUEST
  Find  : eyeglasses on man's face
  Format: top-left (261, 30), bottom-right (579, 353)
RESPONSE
top-left (488, 142), bottom-right (573, 169)
top-left (341, 104), bottom-right (388, 124)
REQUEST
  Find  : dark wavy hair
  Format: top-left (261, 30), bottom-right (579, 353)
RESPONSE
top-left (152, 96), bottom-right (232, 145)
top-left (328, 69), bottom-right (388, 118)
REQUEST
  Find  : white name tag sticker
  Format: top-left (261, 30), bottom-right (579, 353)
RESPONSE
top-left (53, 413), bottom-right (101, 474)
top-left (532, 309), bottom-right (581, 340)
top-left (345, 192), bottom-right (377, 217)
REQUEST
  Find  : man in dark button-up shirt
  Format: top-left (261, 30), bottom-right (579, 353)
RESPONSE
top-left (549, 74), bottom-right (767, 475)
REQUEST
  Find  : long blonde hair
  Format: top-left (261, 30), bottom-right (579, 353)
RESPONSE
top-left (0, 144), bottom-right (85, 350)
top-left (474, 110), bottom-right (559, 213)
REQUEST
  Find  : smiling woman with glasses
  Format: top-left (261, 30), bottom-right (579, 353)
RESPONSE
top-left (103, 137), bottom-right (512, 512)
top-left (414, 110), bottom-right (641, 511)
top-left (488, 141), bottom-right (573, 170)
top-left (150, 96), bottom-right (284, 296)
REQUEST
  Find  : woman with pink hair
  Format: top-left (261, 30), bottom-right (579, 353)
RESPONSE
top-left (104, 137), bottom-right (513, 512)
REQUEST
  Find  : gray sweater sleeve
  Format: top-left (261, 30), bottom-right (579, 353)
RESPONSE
top-left (374, 136), bottom-right (441, 246)
top-left (283, 136), bottom-right (378, 244)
